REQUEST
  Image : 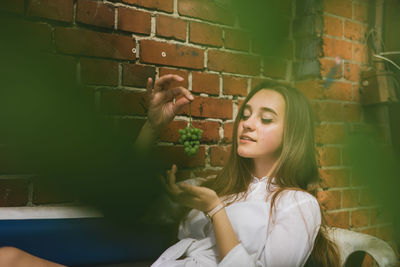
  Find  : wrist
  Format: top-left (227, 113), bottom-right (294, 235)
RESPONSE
top-left (143, 120), bottom-right (160, 137)
top-left (205, 201), bottom-right (225, 221)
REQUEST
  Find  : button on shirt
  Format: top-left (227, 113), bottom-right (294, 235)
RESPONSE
top-left (151, 176), bottom-right (321, 267)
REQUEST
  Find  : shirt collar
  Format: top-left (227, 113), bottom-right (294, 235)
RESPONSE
top-left (251, 174), bottom-right (269, 183)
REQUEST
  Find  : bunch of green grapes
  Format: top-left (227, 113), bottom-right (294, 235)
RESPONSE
top-left (178, 102), bottom-right (202, 156)
top-left (178, 126), bottom-right (202, 156)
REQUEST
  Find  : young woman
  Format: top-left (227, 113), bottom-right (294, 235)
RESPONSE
top-left (137, 74), bottom-right (340, 266)
top-left (0, 74), bottom-right (339, 266)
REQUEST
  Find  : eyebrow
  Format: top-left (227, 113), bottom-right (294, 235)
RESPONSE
top-left (244, 104), bottom-right (278, 116)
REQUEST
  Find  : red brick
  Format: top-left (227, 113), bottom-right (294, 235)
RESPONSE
top-left (352, 84), bottom-right (361, 102)
top-left (237, 99), bottom-right (245, 110)
top-left (178, 97), bottom-right (233, 119)
top-left (315, 124), bottom-right (346, 144)
top-left (362, 254), bottom-right (378, 266)
top-left (359, 188), bottom-right (377, 206)
top-left (154, 145), bottom-right (205, 168)
top-left (324, 81), bottom-right (352, 101)
top-left (353, 43), bottom-right (367, 63)
top-left (156, 15), bottom-right (187, 41)
top-left (224, 28), bottom-right (250, 52)
top-left (223, 75), bottom-right (247, 96)
top-left (33, 177), bottom-right (76, 204)
top-left (178, 0), bottom-right (234, 25)
top-left (351, 209), bottom-right (370, 227)
top-left (371, 208), bottom-right (392, 225)
top-left (2, 0), bottom-right (24, 14)
top-left (325, 211), bottom-right (350, 228)
top-left (343, 103), bottom-right (361, 122)
top-left (159, 120), bottom-right (187, 142)
top-left (159, 68), bottom-right (189, 90)
top-left (251, 77), bottom-right (269, 88)
top-left (55, 27), bottom-right (135, 60)
top-left (361, 227), bottom-right (377, 237)
top-left (27, 0), bottom-right (73, 22)
top-left (344, 20), bottom-right (362, 41)
top-left (208, 50), bottom-right (260, 76)
top-left (81, 58), bottom-right (118, 86)
top-left (342, 189), bottom-right (359, 208)
top-left (122, 0), bottom-right (173, 13)
top-left (376, 225), bottom-right (394, 242)
top-left (0, 179), bottom-right (29, 206)
top-left (140, 39), bottom-right (204, 69)
top-left (317, 190), bottom-right (341, 210)
top-left (323, 37), bottom-right (352, 60)
top-left (323, 15), bottom-right (343, 37)
top-left (353, 1), bottom-right (369, 23)
top-left (316, 146), bottom-right (341, 167)
top-left (123, 64), bottom-right (156, 88)
top-left (189, 21), bottom-right (223, 47)
top-left (344, 62), bottom-right (361, 82)
top-left (295, 80), bottom-right (325, 100)
top-left (319, 168), bottom-right (350, 188)
top-left (76, 0), bottom-right (114, 28)
top-left (320, 58), bottom-right (342, 80)
top-left (192, 121), bottom-right (220, 142)
top-left (101, 89), bottom-right (147, 115)
top-left (263, 57), bottom-right (287, 79)
top-left (210, 146), bottom-right (231, 166)
top-left (311, 101), bottom-right (343, 122)
top-left (223, 122), bottom-right (234, 143)
top-left (324, 0), bottom-right (352, 18)
top-left (118, 7), bottom-right (151, 35)
top-left (192, 72), bottom-right (220, 95)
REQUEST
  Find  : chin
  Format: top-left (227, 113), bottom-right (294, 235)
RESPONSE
top-left (237, 147), bottom-right (254, 158)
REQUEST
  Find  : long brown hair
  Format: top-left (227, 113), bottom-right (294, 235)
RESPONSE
top-left (203, 80), bottom-right (340, 266)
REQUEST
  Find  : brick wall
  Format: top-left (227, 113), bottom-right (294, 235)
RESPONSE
top-left (0, 0), bottom-right (397, 255)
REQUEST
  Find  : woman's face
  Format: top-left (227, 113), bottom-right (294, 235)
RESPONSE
top-left (237, 89), bottom-right (285, 161)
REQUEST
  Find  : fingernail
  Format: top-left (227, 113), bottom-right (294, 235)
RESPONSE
top-left (177, 76), bottom-right (184, 81)
top-left (189, 94), bottom-right (194, 100)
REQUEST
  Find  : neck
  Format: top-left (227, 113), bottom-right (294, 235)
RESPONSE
top-left (252, 157), bottom-right (278, 179)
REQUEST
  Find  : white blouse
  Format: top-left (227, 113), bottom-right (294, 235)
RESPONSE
top-left (152, 176), bottom-right (321, 267)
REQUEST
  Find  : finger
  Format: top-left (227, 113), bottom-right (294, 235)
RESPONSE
top-left (154, 74), bottom-right (184, 92)
top-left (159, 174), bottom-right (171, 193)
top-left (174, 97), bottom-right (190, 114)
top-left (167, 164), bottom-right (177, 189)
top-left (178, 182), bottom-right (204, 196)
top-left (167, 86), bottom-right (194, 100)
top-left (146, 77), bottom-right (153, 95)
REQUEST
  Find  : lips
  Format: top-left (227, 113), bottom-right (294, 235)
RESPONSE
top-left (240, 135), bottom-right (256, 142)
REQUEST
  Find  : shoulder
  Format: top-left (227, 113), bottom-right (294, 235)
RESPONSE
top-left (270, 189), bottom-right (322, 227)
top-left (271, 189), bottom-right (319, 213)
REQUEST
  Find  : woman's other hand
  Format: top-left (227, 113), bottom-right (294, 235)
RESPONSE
top-left (146, 75), bottom-right (194, 132)
top-left (161, 164), bottom-right (220, 212)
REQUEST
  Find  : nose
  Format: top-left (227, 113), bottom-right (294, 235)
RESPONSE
top-left (242, 115), bottom-right (256, 131)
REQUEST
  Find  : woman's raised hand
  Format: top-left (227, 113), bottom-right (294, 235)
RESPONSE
top-left (161, 164), bottom-right (221, 213)
top-left (146, 75), bottom-right (194, 132)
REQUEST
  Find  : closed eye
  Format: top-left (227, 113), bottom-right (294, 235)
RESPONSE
top-left (241, 115), bottom-right (250, 120)
top-left (261, 118), bottom-right (272, 124)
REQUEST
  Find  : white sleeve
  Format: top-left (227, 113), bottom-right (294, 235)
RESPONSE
top-left (218, 191), bottom-right (321, 267)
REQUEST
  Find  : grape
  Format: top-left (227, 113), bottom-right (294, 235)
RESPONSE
top-left (178, 123), bottom-right (203, 157)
